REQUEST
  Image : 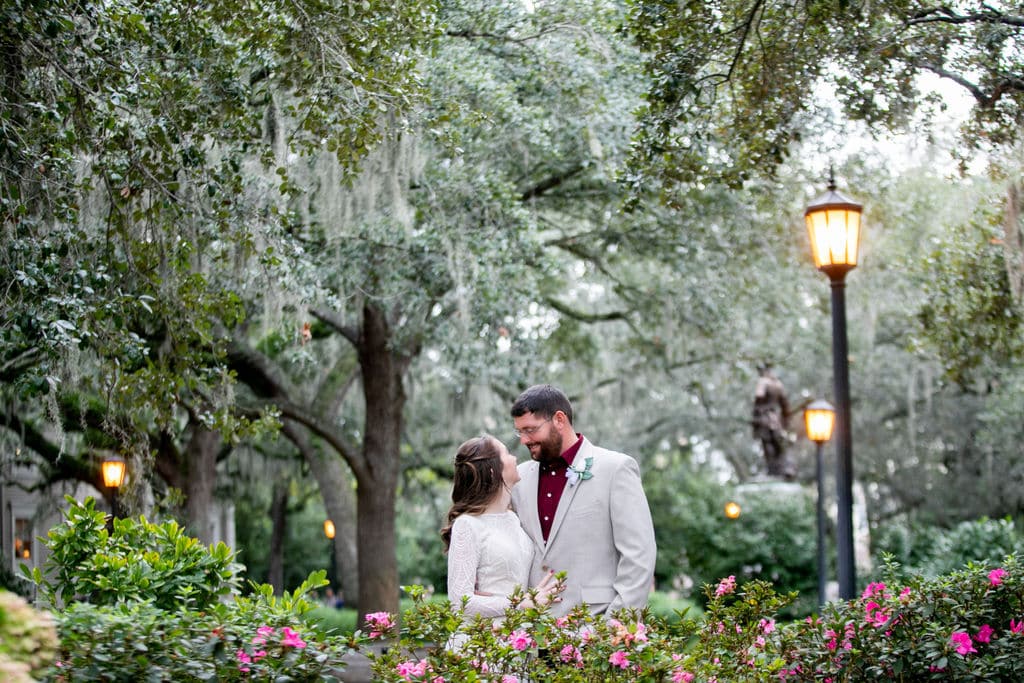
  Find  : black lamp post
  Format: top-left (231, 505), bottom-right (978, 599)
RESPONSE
top-left (805, 399), bottom-right (836, 605)
top-left (324, 519), bottom-right (337, 587)
top-left (805, 172), bottom-right (863, 600)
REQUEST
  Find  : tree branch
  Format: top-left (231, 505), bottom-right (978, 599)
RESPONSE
top-left (520, 162), bottom-right (586, 201)
top-left (310, 307), bottom-right (360, 346)
top-left (907, 7), bottom-right (1024, 28)
top-left (542, 295), bottom-right (630, 323)
top-left (226, 338), bottom-right (365, 474)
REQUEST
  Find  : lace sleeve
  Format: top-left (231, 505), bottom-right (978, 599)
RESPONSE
top-left (447, 516), bottom-right (511, 619)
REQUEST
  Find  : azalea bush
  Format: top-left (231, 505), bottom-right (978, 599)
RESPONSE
top-left (362, 556), bottom-right (1024, 681)
top-left (30, 497), bottom-right (356, 681)
top-left (785, 556), bottom-right (1024, 680)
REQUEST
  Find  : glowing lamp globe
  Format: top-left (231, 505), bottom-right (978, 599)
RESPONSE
top-left (805, 181), bottom-right (862, 280)
top-left (804, 399), bottom-right (836, 445)
top-left (101, 457), bottom-right (126, 489)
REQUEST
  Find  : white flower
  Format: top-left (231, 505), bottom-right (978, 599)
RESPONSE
top-left (565, 457), bottom-right (594, 487)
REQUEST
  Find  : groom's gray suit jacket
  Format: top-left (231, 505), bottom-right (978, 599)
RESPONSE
top-left (510, 436), bottom-right (657, 617)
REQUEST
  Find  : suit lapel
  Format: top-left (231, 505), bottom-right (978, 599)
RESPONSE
top-left (517, 461), bottom-right (544, 546)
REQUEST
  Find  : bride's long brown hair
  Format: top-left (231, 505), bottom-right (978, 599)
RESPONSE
top-left (440, 435), bottom-right (504, 552)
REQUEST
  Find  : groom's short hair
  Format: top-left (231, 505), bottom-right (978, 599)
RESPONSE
top-left (511, 384), bottom-right (574, 424)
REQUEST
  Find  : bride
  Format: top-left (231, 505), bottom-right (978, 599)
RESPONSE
top-left (441, 435), bottom-right (561, 621)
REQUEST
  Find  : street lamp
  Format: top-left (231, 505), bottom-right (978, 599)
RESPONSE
top-left (101, 456), bottom-right (126, 519)
top-left (805, 399), bottom-right (836, 605)
top-left (323, 519), bottom-right (338, 591)
top-left (101, 457), bottom-right (126, 489)
top-left (724, 501), bottom-right (741, 520)
top-left (805, 171), bottom-right (863, 600)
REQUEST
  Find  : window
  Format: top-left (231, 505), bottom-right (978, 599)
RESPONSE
top-left (13, 518), bottom-right (32, 562)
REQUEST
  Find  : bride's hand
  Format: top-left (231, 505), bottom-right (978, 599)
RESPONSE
top-left (530, 570), bottom-right (564, 607)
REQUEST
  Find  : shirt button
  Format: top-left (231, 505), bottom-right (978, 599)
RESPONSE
top-left (543, 516), bottom-right (549, 521)
top-left (546, 493), bottom-right (552, 498)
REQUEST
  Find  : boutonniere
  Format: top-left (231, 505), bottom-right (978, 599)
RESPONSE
top-left (565, 457), bottom-right (594, 487)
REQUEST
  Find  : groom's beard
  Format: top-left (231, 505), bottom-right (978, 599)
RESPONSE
top-left (530, 430), bottom-right (563, 464)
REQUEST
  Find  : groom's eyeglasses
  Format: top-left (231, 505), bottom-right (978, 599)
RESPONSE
top-left (513, 417), bottom-right (552, 439)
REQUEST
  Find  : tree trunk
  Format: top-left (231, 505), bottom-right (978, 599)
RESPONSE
top-left (183, 418), bottom-right (220, 544)
top-left (297, 434), bottom-right (359, 605)
top-left (267, 478), bottom-right (289, 594)
top-left (354, 302), bottom-right (407, 622)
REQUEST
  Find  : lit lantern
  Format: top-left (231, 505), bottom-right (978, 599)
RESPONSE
top-left (101, 457), bottom-right (126, 489)
top-left (805, 179), bottom-right (863, 281)
top-left (804, 400), bottom-right (836, 445)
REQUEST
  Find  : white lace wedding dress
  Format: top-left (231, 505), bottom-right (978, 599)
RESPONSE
top-left (447, 510), bottom-right (534, 618)
top-left (445, 510), bottom-right (537, 680)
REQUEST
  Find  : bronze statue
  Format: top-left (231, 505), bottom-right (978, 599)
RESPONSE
top-left (752, 363), bottom-right (794, 479)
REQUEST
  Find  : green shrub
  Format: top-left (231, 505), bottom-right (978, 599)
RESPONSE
top-left (667, 476), bottom-right (818, 619)
top-left (29, 496), bottom-right (238, 610)
top-left (874, 517), bottom-right (1024, 581)
top-left (363, 556), bottom-right (1024, 681)
top-left (29, 497), bottom-right (357, 681)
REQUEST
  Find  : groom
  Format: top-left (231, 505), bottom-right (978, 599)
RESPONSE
top-left (509, 384), bottom-right (656, 617)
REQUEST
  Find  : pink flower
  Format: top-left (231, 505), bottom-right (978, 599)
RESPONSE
top-left (868, 609), bottom-right (890, 628)
top-left (252, 649), bottom-right (267, 661)
top-left (671, 670), bottom-right (695, 683)
top-left (559, 644), bottom-right (583, 665)
top-left (501, 676), bottom-right (519, 683)
top-left (760, 618), bottom-right (776, 634)
top-left (1011, 619), bottom-right (1024, 634)
top-left (365, 611), bottom-right (393, 625)
top-left (989, 568), bottom-right (1007, 586)
top-left (715, 575), bottom-right (737, 597)
top-left (396, 660), bottom-right (428, 680)
top-left (899, 587), bottom-right (912, 601)
top-left (365, 611), bottom-right (394, 636)
top-left (862, 582), bottom-right (886, 599)
top-left (507, 629), bottom-right (534, 651)
top-left (555, 616), bottom-right (570, 628)
top-left (253, 625), bottom-right (275, 645)
top-left (236, 649), bottom-right (252, 673)
top-left (609, 650), bottom-right (631, 669)
top-left (950, 631), bottom-right (976, 656)
top-left (281, 626), bottom-right (307, 649)
top-left (975, 624), bottom-right (994, 643)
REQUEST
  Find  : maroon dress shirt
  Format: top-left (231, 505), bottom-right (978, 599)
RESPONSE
top-left (537, 434), bottom-right (584, 541)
